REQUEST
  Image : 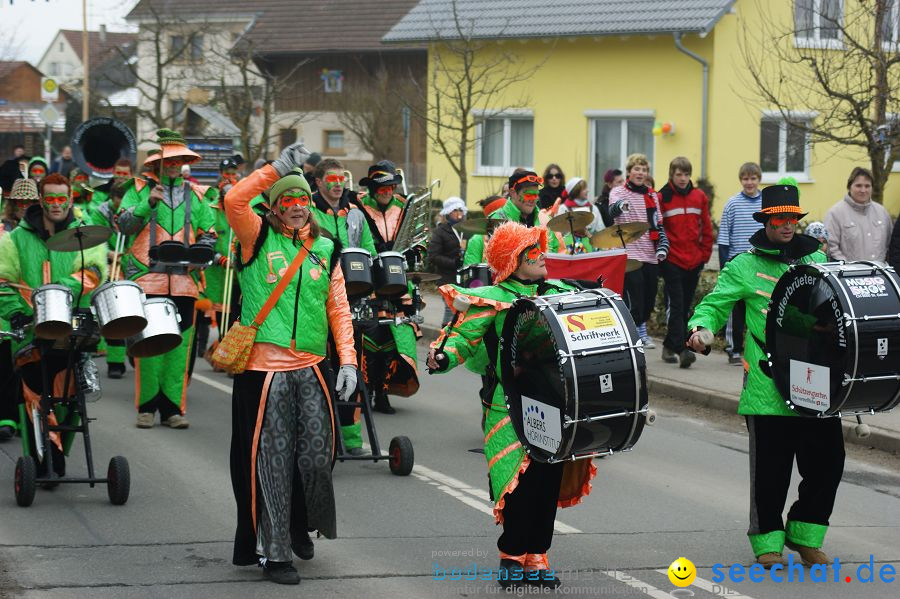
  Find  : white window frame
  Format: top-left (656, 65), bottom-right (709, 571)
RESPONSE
top-left (882, 0), bottom-right (900, 51)
top-left (759, 111), bottom-right (816, 183)
top-left (585, 110), bottom-right (656, 198)
top-left (794, 0), bottom-right (844, 49)
top-left (473, 109), bottom-right (534, 177)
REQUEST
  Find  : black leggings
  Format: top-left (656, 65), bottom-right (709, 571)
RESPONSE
top-left (496, 460), bottom-right (565, 556)
top-left (623, 262), bottom-right (659, 325)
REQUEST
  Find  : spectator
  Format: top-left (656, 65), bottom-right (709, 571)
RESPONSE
top-left (805, 221), bottom-right (829, 256)
top-left (657, 157), bottom-right (713, 368)
top-left (825, 167), bottom-right (892, 262)
top-left (429, 197), bottom-right (468, 324)
top-left (555, 176), bottom-right (605, 235)
top-left (539, 164), bottom-right (565, 210)
top-left (12, 145), bottom-right (24, 159)
top-left (50, 145), bottom-right (75, 178)
top-left (608, 153), bottom-right (668, 349)
top-left (0, 146), bottom-right (27, 195)
top-left (596, 168), bottom-right (624, 227)
top-left (303, 152), bottom-right (322, 189)
top-left (718, 162), bottom-right (763, 365)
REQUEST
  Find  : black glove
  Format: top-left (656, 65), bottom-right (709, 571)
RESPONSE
top-left (10, 312), bottom-right (32, 330)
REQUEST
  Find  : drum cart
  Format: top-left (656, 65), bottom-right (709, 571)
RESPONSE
top-left (10, 324), bottom-right (130, 507)
top-left (334, 296), bottom-right (415, 476)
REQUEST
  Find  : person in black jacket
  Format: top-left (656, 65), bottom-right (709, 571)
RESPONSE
top-left (889, 215), bottom-right (900, 271)
top-left (429, 197), bottom-right (467, 324)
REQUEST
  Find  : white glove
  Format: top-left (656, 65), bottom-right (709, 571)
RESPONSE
top-left (656, 249), bottom-right (668, 262)
top-left (271, 142), bottom-right (311, 177)
top-left (335, 365), bottom-right (357, 402)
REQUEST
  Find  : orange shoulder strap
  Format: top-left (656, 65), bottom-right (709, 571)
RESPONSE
top-left (250, 242), bottom-right (310, 329)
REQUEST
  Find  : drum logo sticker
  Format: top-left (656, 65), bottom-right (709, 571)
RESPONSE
top-left (389, 265), bottom-right (403, 274)
top-left (350, 261), bottom-right (365, 271)
top-left (521, 396), bottom-right (562, 453)
top-left (599, 374), bottom-right (613, 393)
top-left (559, 309), bottom-right (626, 350)
top-left (846, 276), bottom-right (888, 299)
top-left (878, 338), bottom-right (888, 358)
top-left (789, 359), bottom-right (830, 412)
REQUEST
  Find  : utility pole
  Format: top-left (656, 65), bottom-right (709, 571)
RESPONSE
top-left (82, 0), bottom-right (89, 121)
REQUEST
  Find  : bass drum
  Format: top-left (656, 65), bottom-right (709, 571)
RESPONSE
top-left (767, 261), bottom-right (900, 417)
top-left (500, 289), bottom-right (648, 463)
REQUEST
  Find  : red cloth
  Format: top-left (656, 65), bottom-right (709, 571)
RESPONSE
top-left (545, 249), bottom-right (626, 294)
top-left (659, 182), bottom-right (713, 270)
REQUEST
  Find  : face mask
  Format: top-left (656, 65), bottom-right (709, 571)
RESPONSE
top-left (522, 243), bottom-right (543, 264)
top-left (768, 215), bottom-right (798, 228)
top-left (324, 173), bottom-right (345, 192)
top-left (278, 191), bottom-right (311, 214)
top-left (520, 190), bottom-right (539, 205)
top-left (42, 192), bottom-right (70, 209)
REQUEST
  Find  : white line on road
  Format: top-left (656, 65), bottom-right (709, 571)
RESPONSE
top-left (656, 569), bottom-right (757, 599)
top-left (192, 373), bottom-right (233, 395)
top-left (605, 571), bottom-right (680, 599)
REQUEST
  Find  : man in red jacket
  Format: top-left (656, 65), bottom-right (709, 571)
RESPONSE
top-left (658, 157), bottom-right (713, 368)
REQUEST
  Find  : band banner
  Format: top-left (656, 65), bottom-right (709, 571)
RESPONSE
top-left (545, 249), bottom-right (627, 294)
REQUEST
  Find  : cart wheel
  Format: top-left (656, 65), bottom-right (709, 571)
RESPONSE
top-left (646, 409), bottom-right (657, 426)
top-left (107, 456), bottom-right (130, 505)
top-left (855, 423), bottom-right (871, 439)
top-left (15, 456), bottom-right (36, 507)
top-left (388, 436), bottom-right (414, 476)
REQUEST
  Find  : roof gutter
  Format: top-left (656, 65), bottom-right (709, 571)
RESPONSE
top-left (673, 32), bottom-right (708, 179)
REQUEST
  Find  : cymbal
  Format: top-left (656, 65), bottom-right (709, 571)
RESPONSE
top-left (46, 225), bottom-right (113, 252)
top-left (406, 271), bottom-right (441, 283)
top-left (547, 210), bottom-right (594, 233)
top-left (624, 259), bottom-right (643, 273)
top-left (591, 222), bottom-right (650, 248)
top-left (457, 218), bottom-right (500, 235)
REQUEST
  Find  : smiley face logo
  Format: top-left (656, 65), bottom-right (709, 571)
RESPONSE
top-left (667, 557), bottom-right (696, 587)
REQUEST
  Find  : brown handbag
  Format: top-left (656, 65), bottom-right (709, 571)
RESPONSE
top-left (210, 242), bottom-right (311, 374)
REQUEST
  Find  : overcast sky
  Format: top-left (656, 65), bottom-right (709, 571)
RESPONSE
top-left (1, 0), bottom-right (137, 64)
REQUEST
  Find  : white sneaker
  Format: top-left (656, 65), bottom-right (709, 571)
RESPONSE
top-left (136, 413), bottom-right (155, 429)
top-left (641, 336), bottom-right (656, 349)
top-left (162, 414), bottom-right (190, 429)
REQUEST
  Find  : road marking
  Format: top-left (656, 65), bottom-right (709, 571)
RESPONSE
top-left (192, 373), bottom-right (233, 395)
top-left (655, 569), bottom-right (757, 599)
top-left (194, 373), bottom-right (661, 597)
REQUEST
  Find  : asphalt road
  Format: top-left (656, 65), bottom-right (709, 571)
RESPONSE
top-left (0, 350), bottom-right (898, 599)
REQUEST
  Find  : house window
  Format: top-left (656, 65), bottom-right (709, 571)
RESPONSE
top-left (49, 62), bottom-right (58, 76)
top-left (760, 117), bottom-right (811, 180)
top-left (794, 0), bottom-right (842, 46)
top-left (190, 35), bottom-right (204, 62)
top-left (589, 116), bottom-right (654, 197)
top-left (170, 34), bottom-right (203, 62)
top-left (882, 0), bottom-right (900, 45)
top-left (323, 130), bottom-right (345, 154)
top-left (59, 42), bottom-right (64, 52)
top-left (171, 100), bottom-right (186, 127)
top-left (475, 116), bottom-right (534, 175)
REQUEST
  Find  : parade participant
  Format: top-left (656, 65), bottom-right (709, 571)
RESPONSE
top-left (555, 177), bottom-right (605, 236)
top-left (195, 182), bottom-right (232, 365)
top-left (88, 183), bottom-right (129, 379)
top-left (225, 143), bottom-right (357, 585)
top-left (2, 178), bottom-right (40, 231)
top-left (427, 221), bottom-right (595, 589)
top-left (311, 158), bottom-right (376, 256)
top-left (27, 157), bottom-right (48, 184)
top-left (112, 158), bottom-right (133, 186)
top-left (117, 129), bottom-right (217, 429)
top-left (358, 160), bottom-right (420, 415)
top-left (0, 173), bottom-right (107, 474)
top-left (658, 157), bottom-right (712, 368)
top-left (608, 154), bottom-right (668, 348)
top-left (69, 168), bottom-right (93, 209)
top-left (687, 184), bottom-right (836, 568)
top-left (217, 157), bottom-right (241, 192)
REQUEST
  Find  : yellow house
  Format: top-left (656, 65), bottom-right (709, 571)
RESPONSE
top-left (384, 0), bottom-right (900, 221)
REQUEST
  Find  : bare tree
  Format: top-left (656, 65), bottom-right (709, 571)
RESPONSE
top-left (333, 63), bottom-right (417, 163)
top-left (406, 0), bottom-right (545, 200)
top-left (738, 0), bottom-right (900, 202)
top-left (205, 41), bottom-right (310, 165)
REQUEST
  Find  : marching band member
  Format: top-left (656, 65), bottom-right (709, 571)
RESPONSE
top-left (358, 161), bottom-right (420, 416)
top-left (27, 157), bottom-right (48, 184)
top-left (687, 184), bottom-right (837, 569)
top-left (427, 221), bottom-right (595, 589)
top-left (117, 129), bottom-right (217, 429)
top-left (88, 183), bottom-right (129, 379)
top-left (225, 143), bottom-right (357, 585)
top-left (0, 173), bottom-right (107, 475)
top-left (2, 178), bottom-right (40, 231)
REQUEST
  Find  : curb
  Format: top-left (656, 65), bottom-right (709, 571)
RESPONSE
top-left (424, 324), bottom-right (899, 455)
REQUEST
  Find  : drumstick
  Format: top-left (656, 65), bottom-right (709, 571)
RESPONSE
top-left (220, 229), bottom-right (235, 336)
top-left (110, 231), bottom-right (123, 282)
top-left (430, 296), bottom-right (471, 372)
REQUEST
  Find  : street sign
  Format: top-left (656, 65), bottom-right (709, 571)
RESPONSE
top-left (41, 77), bottom-right (59, 102)
top-left (39, 103), bottom-right (61, 126)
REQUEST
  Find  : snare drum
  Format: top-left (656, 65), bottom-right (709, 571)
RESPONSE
top-left (32, 284), bottom-right (74, 339)
top-left (500, 289), bottom-right (648, 463)
top-left (457, 263), bottom-right (491, 288)
top-left (341, 248), bottom-right (374, 298)
top-left (187, 243), bottom-right (215, 267)
top-left (767, 261), bottom-right (900, 416)
top-left (126, 298), bottom-right (182, 358)
top-left (149, 240), bottom-right (188, 265)
top-left (91, 280), bottom-right (147, 339)
top-left (373, 251), bottom-right (407, 297)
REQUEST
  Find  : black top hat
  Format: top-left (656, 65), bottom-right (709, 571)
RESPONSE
top-left (359, 160), bottom-right (403, 188)
top-left (753, 184), bottom-right (808, 223)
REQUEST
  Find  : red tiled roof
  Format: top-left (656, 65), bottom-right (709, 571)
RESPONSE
top-left (59, 30), bottom-right (138, 68)
top-left (0, 61), bottom-right (32, 80)
top-left (127, 0), bottom-right (422, 54)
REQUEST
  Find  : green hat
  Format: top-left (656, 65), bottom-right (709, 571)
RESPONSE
top-left (28, 156), bottom-right (48, 170)
top-left (267, 171), bottom-right (311, 206)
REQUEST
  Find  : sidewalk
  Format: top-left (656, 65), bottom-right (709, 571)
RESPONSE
top-left (418, 289), bottom-right (900, 454)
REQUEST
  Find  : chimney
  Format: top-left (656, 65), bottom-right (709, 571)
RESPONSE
top-left (99, 24), bottom-right (107, 43)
